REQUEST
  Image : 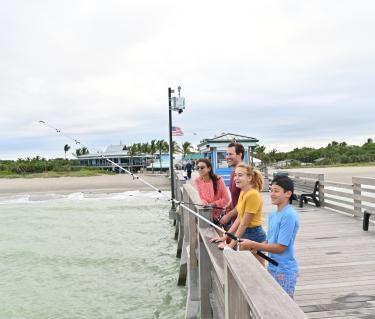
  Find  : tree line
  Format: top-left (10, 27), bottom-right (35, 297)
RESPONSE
top-left (255, 138), bottom-right (375, 166)
top-left (0, 156), bottom-right (80, 175)
top-left (3, 138), bottom-right (373, 176)
top-left (0, 140), bottom-right (195, 176)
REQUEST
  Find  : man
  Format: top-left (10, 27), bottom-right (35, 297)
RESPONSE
top-left (240, 176), bottom-right (300, 298)
top-left (219, 142), bottom-right (244, 225)
top-left (185, 160), bottom-right (193, 179)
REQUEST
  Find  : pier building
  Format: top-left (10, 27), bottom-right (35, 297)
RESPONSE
top-left (197, 133), bottom-right (259, 185)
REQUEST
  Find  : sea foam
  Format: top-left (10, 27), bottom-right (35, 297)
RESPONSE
top-left (0, 190), bottom-right (170, 204)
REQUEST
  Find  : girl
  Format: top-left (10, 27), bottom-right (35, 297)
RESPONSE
top-left (194, 158), bottom-right (230, 225)
top-left (211, 164), bottom-right (266, 255)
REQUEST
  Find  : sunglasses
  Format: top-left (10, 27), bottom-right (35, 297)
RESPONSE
top-left (197, 166), bottom-right (207, 170)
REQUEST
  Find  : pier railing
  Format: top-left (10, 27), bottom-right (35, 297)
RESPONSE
top-left (266, 170), bottom-right (325, 206)
top-left (171, 172), bottom-right (306, 319)
top-left (171, 170), bottom-right (375, 318)
top-left (266, 170), bottom-right (375, 220)
top-left (322, 176), bottom-right (375, 218)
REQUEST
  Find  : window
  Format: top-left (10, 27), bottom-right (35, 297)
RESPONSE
top-left (217, 151), bottom-right (228, 168)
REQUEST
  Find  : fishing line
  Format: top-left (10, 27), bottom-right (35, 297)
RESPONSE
top-left (96, 192), bottom-right (225, 210)
top-left (39, 120), bottom-right (277, 266)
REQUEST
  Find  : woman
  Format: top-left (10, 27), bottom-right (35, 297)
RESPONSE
top-left (194, 158), bottom-right (230, 225)
top-left (211, 164), bottom-right (266, 253)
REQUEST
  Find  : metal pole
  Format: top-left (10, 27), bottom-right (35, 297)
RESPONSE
top-left (168, 87), bottom-right (176, 210)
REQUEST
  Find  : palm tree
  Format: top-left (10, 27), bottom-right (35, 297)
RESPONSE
top-left (254, 144), bottom-right (269, 164)
top-left (141, 142), bottom-right (150, 154)
top-left (269, 148), bottom-right (278, 163)
top-left (181, 141), bottom-right (192, 160)
top-left (149, 139), bottom-right (157, 173)
top-left (156, 139), bottom-right (168, 172)
top-left (172, 141), bottom-right (182, 154)
top-left (81, 147), bottom-right (89, 155)
top-left (64, 144), bottom-right (71, 160)
top-left (127, 144), bottom-right (139, 172)
top-left (75, 147), bottom-right (89, 157)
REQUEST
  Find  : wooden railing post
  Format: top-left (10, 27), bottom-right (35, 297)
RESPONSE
top-left (223, 250), bottom-right (306, 319)
top-left (178, 184), bottom-right (193, 286)
top-left (176, 173), bottom-right (187, 257)
top-left (183, 184), bottom-right (202, 319)
top-left (318, 173), bottom-right (324, 206)
top-left (353, 177), bottom-right (362, 217)
top-left (262, 166), bottom-right (269, 192)
top-left (224, 250), bottom-right (251, 319)
top-left (198, 207), bottom-right (213, 319)
top-left (174, 172), bottom-right (180, 238)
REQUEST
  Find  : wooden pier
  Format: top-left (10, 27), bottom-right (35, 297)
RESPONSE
top-left (171, 171), bottom-right (375, 318)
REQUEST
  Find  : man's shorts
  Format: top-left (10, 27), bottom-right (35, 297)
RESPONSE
top-left (268, 269), bottom-right (298, 298)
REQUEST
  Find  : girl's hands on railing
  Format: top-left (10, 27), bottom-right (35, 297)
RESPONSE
top-left (217, 241), bottom-right (227, 249)
top-left (209, 235), bottom-right (226, 244)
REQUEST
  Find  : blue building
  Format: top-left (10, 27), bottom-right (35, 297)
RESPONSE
top-left (197, 133), bottom-right (259, 185)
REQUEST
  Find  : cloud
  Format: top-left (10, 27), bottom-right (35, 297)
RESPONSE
top-left (1, 0), bottom-right (374, 159)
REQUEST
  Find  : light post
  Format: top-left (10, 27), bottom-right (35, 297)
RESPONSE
top-left (168, 86), bottom-right (185, 211)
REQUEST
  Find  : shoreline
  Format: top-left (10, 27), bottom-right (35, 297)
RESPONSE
top-left (0, 174), bottom-right (171, 196)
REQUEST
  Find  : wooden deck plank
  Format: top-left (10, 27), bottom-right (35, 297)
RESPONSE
top-left (261, 193), bottom-right (375, 319)
top-left (306, 307), bottom-right (375, 318)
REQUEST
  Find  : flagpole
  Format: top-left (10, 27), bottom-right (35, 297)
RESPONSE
top-left (168, 87), bottom-right (176, 211)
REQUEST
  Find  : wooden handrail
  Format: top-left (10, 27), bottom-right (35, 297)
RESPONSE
top-left (224, 250), bottom-right (306, 319)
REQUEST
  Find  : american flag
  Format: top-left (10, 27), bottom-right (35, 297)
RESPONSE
top-left (172, 126), bottom-right (184, 136)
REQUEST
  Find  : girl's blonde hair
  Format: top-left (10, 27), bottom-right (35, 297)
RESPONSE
top-left (236, 164), bottom-right (264, 191)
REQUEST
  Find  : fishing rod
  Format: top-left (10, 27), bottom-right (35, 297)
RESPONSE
top-left (39, 120), bottom-right (277, 266)
top-left (92, 192), bottom-right (226, 211)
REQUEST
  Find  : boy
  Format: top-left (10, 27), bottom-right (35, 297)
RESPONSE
top-left (240, 176), bottom-right (300, 298)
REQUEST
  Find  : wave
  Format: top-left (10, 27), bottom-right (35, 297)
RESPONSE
top-left (0, 190), bottom-right (171, 204)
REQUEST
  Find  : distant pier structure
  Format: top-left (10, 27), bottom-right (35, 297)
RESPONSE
top-left (76, 144), bottom-right (151, 172)
top-left (197, 133), bottom-right (258, 185)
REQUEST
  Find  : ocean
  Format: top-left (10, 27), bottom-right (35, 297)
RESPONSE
top-left (0, 191), bottom-right (186, 319)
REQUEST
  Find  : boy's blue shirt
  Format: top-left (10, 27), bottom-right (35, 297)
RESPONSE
top-left (267, 204), bottom-right (299, 273)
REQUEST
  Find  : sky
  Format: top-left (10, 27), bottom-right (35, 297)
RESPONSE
top-left (1, 0), bottom-right (374, 160)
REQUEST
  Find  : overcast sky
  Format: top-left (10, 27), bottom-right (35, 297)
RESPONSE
top-left (1, 0), bottom-right (374, 159)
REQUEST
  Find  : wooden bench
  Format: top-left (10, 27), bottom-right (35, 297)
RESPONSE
top-left (290, 179), bottom-right (320, 208)
top-left (363, 210), bottom-right (375, 231)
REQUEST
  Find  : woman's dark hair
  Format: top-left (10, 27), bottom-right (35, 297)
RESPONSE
top-left (197, 158), bottom-right (219, 195)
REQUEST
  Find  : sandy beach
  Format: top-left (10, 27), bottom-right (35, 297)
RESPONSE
top-left (1, 166), bottom-right (374, 197)
top-left (277, 166), bottom-right (375, 183)
top-left (0, 174), bottom-right (171, 196)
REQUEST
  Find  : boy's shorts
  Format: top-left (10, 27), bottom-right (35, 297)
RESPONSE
top-left (268, 269), bottom-right (298, 298)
